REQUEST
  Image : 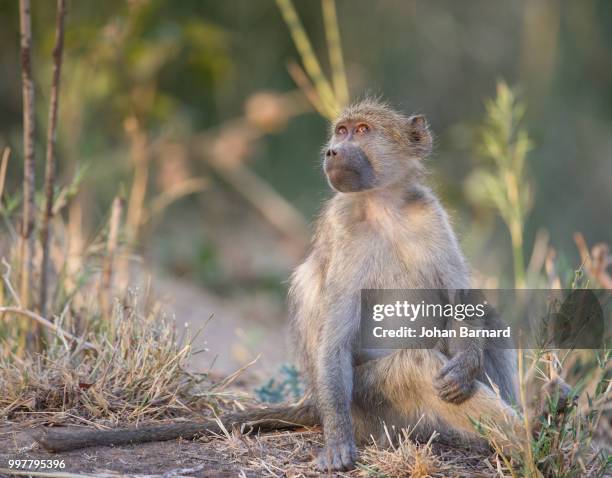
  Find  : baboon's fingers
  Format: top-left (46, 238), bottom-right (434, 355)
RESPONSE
top-left (434, 366), bottom-right (477, 404)
top-left (435, 378), bottom-right (476, 404)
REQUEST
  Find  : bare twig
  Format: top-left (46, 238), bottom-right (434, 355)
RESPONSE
top-left (100, 196), bottom-right (123, 320)
top-left (574, 232), bottom-right (612, 289)
top-left (590, 243), bottom-right (612, 289)
top-left (63, 200), bottom-right (84, 297)
top-left (286, 60), bottom-right (328, 118)
top-left (517, 348), bottom-right (538, 477)
top-left (18, 0), bottom-right (40, 350)
top-left (40, 0), bottom-right (68, 318)
top-left (116, 116), bottom-right (149, 291)
top-left (544, 247), bottom-right (561, 289)
top-left (526, 228), bottom-right (549, 286)
top-left (18, 0), bottom-right (36, 313)
top-left (2, 257), bottom-right (22, 306)
top-left (0, 148), bottom-right (17, 243)
top-left (144, 177), bottom-right (208, 223)
top-left (574, 231), bottom-right (590, 266)
top-left (124, 116), bottom-right (149, 244)
top-left (0, 307), bottom-right (95, 350)
top-left (0, 147), bottom-right (9, 202)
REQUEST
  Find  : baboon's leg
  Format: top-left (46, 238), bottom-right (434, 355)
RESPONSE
top-left (313, 300), bottom-right (360, 471)
top-left (353, 349), bottom-right (520, 447)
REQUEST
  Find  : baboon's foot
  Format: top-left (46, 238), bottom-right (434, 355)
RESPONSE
top-left (314, 440), bottom-right (357, 472)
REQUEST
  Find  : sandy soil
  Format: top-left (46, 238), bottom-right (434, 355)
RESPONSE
top-left (156, 276), bottom-right (290, 381)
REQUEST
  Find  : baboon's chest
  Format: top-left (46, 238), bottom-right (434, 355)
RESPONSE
top-left (326, 229), bottom-right (431, 291)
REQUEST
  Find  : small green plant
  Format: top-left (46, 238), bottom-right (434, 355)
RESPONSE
top-left (529, 349), bottom-right (610, 477)
top-left (467, 82), bottom-right (533, 288)
top-left (255, 364), bottom-right (303, 403)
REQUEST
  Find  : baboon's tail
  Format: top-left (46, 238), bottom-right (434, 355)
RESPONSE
top-left (33, 402), bottom-right (319, 452)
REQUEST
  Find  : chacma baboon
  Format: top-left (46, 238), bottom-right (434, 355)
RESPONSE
top-left (288, 99), bottom-right (518, 470)
top-left (34, 100), bottom-right (520, 472)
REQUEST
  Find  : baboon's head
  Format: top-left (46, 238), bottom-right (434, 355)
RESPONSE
top-left (323, 99), bottom-right (432, 193)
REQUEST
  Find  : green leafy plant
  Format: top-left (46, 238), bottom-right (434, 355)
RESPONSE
top-left (255, 364), bottom-right (303, 404)
top-left (467, 82), bottom-right (534, 288)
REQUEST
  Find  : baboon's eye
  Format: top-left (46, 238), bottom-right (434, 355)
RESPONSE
top-left (356, 123), bottom-right (370, 135)
top-left (336, 125), bottom-right (348, 136)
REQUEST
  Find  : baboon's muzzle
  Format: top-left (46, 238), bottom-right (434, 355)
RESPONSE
top-left (324, 144), bottom-right (376, 193)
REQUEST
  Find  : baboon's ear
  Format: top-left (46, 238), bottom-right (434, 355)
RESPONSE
top-left (407, 115), bottom-right (432, 157)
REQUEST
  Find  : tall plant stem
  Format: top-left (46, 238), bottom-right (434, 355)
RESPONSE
top-left (275, 0), bottom-right (339, 118)
top-left (100, 196), bottom-right (123, 320)
top-left (40, 0), bottom-right (67, 318)
top-left (510, 222), bottom-right (526, 288)
top-left (321, 0), bottom-right (348, 106)
top-left (18, 0), bottom-right (39, 349)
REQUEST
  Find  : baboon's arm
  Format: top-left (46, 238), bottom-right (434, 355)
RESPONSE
top-left (33, 402), bottom-right (318, 452)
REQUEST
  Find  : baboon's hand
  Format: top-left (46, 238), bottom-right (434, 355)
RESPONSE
top-left (314, 440), bottom-right (357, 472)
top-left (434, 352), bottom-right (479, 404)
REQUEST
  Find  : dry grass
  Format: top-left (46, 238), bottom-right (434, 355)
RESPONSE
top-left (357, 428), bottom-right (490, 478)
top-left (0, 288), bottom-right (246, 429)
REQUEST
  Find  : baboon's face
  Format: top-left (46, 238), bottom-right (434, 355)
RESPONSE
top-left (323, 121), bottom-right (377, 193)
top-left (323, 107), bottom-right (432, 193)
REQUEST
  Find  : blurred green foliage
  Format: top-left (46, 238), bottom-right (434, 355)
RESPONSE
top-left (255, 364), bottom-right (303, 403)
top-left (0, 0), bottom-right (611, 290)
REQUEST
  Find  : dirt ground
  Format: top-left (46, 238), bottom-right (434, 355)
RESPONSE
top-left (0, 421), bottom-right (504, 478)
top-left (0, 422), bottom-right (332, 477)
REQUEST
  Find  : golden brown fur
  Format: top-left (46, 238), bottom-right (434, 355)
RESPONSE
top-left (290, 99), bottom-right (519, 471)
